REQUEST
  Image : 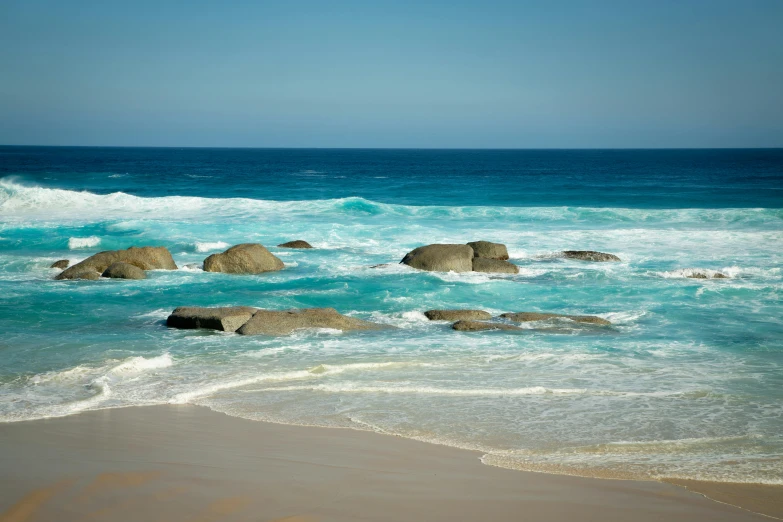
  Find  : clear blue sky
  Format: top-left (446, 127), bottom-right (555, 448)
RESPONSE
top-left (1, 0), bottom-right (781, 148)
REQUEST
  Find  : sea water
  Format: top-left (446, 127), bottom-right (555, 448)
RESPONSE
top-left (1, 147), bottom-right (781, 484)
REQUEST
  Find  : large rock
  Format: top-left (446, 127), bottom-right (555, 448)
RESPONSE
top-left (562, 251), bottom-right (620, 262)
top-left (167, 306), bottom-right (259, 333)
top-left (237, 308), bottom-right (384, 336)
top-left (102, 262), bottom-right (146, 280)
top-left (452, 320), bottom-right (522, 332)
top-left (203, 243), bottom-right (284, 274)
top-left (56, 246), bottom-right (177, 280)
top-left (424, 309), bottom-right (492, 321)
top-left (278, 240), bottom-right (313, 249)
top-left (50, 259), bottom-right (69, 269)
top-left (472, 258), bottom-right (519, 274)
top-left (466, 241), bottom-right (509, 260)
top-left (400, 244), bottom-right (474, 272)
top-left (501, 312), bottom-right (611, 325)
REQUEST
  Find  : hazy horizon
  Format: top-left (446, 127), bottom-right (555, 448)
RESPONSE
top-left (2, 1), bottom-right (782, 149)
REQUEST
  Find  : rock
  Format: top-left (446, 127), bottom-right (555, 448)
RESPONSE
top-left (167, 306), bottom-right (258, 333)
top-left (203, 243), bottom-right (284, 274)
top-left (562, 250), bottom-right (620, 262)
top-left (400, 244), bottom-right (474, 272)
top-left (278, 240), bottom-right (313, 249)
top-left (56, 246), bottom-right (177, 280)
top-left (472, 258), bottom-right (519, 274)
top-left (369, 264), bottom-right (390, 269)
top-left (50, 259), bottom-right (69, 269)
top-left (452, 320), bottom-right (522, 332)
top-left (101, 262), bottom-right (146, 280)
top-left (501, 312), bottom-right (611, 325)
top-left (687, 271), bottom-right (728, 279)
top-left (60, 268), bottom-right (101, 280)
top-left (237, 307), bottom-right (385, 336)
top-left (424, 309), bottom-right (492, 321)
top-left (466, 241), bottom-right (509, 260)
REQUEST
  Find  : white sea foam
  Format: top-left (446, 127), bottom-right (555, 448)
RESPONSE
top-left (194, 241), bottom-right (229, 253)
top-left (168, 370), bottom-right (315, 404)
top-left (657, 268), bottom-right (730, 279)
top-left (2, 179), bottom-right (781, 228)
top-left (108, 353), bottom-right (173, 374)
top-left (68, 236), bottom-right (101, 249)
top-left (249, 383), bottom-right (684, 397)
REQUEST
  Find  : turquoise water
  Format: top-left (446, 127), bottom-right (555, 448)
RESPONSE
top-left (1, 147), bottom-right (782, 483)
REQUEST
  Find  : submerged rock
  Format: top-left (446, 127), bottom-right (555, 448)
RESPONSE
top-left (203, 243), bottom-right (284, 274)
top-left (56, 246), bottom-right (177, 280)
top-left (687, 271), bottom-right (728, 279)
top-left (167, 306), bottom-right (259, 333)
top-left (452, 320), bottom-right (522, 332)
top-left (466, 241), bottom-right (509, 260)
top-left (501, 312), bottom-right (611, 325)
top-left (278, 240), bottom-right (313, 249)
top-left (562, 251), bottom-right (620, 262)
top-left (237, 307), bottom-right (385, 336)
top-left (50, 259), bottom-right (70, 269)
top-left (400, 244), bottom-right (474, 272)
top-left (424, 309), bottom-right (492, 321)
top-left (472, 258), bottom-right (519, 274)
top-left (101, 262), bottom-right (146, 280)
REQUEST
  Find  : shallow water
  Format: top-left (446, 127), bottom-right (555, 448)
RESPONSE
top-left (1, 147), bottom-right (782, 483)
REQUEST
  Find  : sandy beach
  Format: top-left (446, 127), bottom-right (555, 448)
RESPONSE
top-left (0, 405), bottom-right (778, 522)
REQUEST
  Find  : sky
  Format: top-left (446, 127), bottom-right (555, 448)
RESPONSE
top-left (1, 0), bottom-right (782, 148)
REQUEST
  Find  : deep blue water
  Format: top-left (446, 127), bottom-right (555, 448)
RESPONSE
top-left (1, 147), bottom-right (781, 484)
top-left (2, 146), bottom-right (782, 207)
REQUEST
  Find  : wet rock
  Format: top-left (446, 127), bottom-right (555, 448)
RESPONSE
top-left (167, 306), bottom-right (259, 332)
top-left (278, 240), bottom-right (313, 249)
top-left (501, 312), bottom-right (611, 325)
top-left (424, 309), bottom-right (492, 321)
top-left (101, 262), bottom-right (146, 280)
top-left (687, 271), bottom-right (728, 279)
top-left (466, 241), bottom-right (509, 260)
top-left (203, 243), bottom-right (284, 274)
top-left (400, 244), bottom-right (474, 272)
top-left (50, 259), bottom-right (70, 269)
top-left (562, 251), bottom-right (621, 262)
top-left (452, 320), bottom-right (523, 332)
top-left (237, 307), bottom-right (385, 336)
top-left (60, 268), bottom-right (100, 280)
top-left (56, 246), bottom-right (177, 280)
top-left (472, 258), bottom-right (519, 274)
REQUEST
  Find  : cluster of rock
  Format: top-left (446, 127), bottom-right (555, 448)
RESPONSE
top-left (166, 306), bottom-right (386, 336)
top-left (51, 240), bottom-right (315, 280)
top-left (401, 241), bottom-right (519, 274)
top-left (686, 271), bottom-right (728, 279)
top-left (399, 243), bottom-right (626, 274)
top-left (165, 306), bottom-right (611, 337)
top-left (53, 246), bottom-right (178, 280)
top-left (425, 309), bottom-right (611, 332)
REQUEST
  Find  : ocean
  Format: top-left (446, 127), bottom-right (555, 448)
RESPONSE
top-left (1, 146), bottom-right (781, 484)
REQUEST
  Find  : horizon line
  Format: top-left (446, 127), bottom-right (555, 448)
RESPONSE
top-left (1, 144), bottom-right (782, 151)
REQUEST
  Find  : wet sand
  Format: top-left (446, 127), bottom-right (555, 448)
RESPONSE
top-left (0, 405), bottom-right (777, 521)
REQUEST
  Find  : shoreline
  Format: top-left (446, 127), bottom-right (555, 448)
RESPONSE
top-left (0, 405), bottom-right (779, 521)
